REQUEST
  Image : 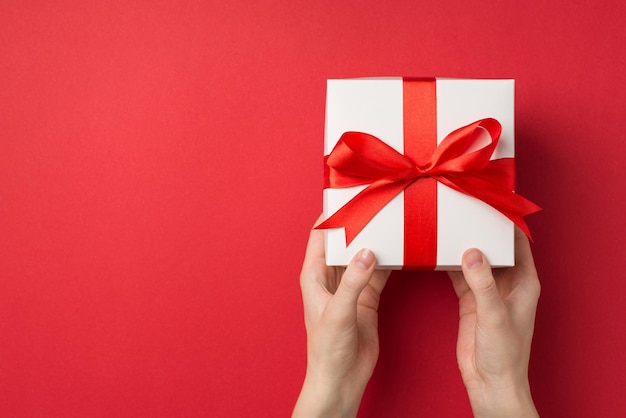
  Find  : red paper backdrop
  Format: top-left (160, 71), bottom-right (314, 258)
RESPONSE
top-left (2, 1), bottom-right (625, 417)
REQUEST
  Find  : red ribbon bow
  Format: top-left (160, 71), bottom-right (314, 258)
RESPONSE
top-left (316, 118), bottom-right (541, 246)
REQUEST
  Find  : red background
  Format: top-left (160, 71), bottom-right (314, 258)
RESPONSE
top-left (1, 1), bottom-right (625, 417)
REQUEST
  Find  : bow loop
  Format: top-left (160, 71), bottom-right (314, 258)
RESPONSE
top-left (325, 131), bottom-right (418, 187)
top-left (427, 118), bottom-right (501, 175)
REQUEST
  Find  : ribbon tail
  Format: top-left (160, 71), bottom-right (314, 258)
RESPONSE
top-left (478, 158), bottom-right (516, 190)
top-left (506, 214), bottom-right (534, 241)
top-left (438, 175), bottom-right (542, 240)
top-left (316, 179), bottom-right (412, 246)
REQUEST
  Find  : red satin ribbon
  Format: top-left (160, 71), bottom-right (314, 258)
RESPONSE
top-left (317, 84), bottom-right (541, 266)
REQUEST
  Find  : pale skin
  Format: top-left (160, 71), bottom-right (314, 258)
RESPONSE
top-left (293, 217), bottom-right (540, 417)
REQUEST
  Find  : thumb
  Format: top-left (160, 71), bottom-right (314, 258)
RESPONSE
top-left (461, 248), bottom-right (506, 319)
top-left (328, 249), bottom-right (376, 321)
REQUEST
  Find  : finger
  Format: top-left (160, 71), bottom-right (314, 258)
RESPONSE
top-left (514, 226), bottom-right (539, 278)
top-left (460, 248), bottom-right (506, 318)
top-left (367, 269), bottom-right (391, 296)
top-left (300, 215), bottom-right (333, 321)
top-left (356, 269), bottom-right (391, 314)
top-left (301, 214), bottom-right (326, 273)
top-left (508, 227), bottom-right (541, 324)
top-left (449, 270), bottom-right (470, 298)
top-left (449, 269), bottom-right (477, 322)
top-left (500, 228), bottom-right (540, 308)
top-left (328, 248), bottom-right (376, 322)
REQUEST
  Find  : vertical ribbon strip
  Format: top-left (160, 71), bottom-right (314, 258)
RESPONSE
top-left (402, 78), bottom-right (437, 267)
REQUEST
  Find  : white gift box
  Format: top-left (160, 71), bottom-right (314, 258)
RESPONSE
top-left (323, 78), bottom-right (516, 270)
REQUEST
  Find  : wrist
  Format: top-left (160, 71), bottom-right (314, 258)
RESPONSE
top-left (465, 380), bottom-right (538, 418)
top-left (292, 373), bottom-right (365, 418)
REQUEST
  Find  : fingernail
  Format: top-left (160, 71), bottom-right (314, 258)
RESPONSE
top-left (355, 248), bottom-right (375, 270)
top-left (465, 249), bottom-right (483, 270)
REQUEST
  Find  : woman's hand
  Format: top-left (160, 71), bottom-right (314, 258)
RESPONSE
top-left (449, 228), bottom-right (540, 417)
top-left (293, 217), bottom-right (391, 418)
